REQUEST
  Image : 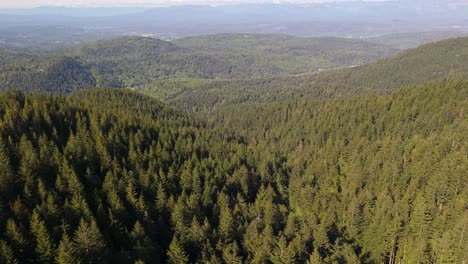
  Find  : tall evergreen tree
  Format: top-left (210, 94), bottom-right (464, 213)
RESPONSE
top-left (167, 236), bottom-right (188, 264)
top-left (30, 210), bottom-right (55, 263)
top-left (55, 232), bottom-right (78, 264)
top-left (73, 219), bottom-right (108, 263)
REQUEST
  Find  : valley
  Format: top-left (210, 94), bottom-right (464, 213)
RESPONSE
top-left (0, 5), bottom-right (467, 263)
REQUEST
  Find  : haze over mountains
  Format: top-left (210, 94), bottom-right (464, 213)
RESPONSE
top-left (1, 1), bottom-right (468, 49)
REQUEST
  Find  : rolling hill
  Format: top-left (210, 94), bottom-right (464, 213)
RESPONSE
top-left (0, 54), bottom-right (96, 94)
top-left (138, 37), bottom-right (468, 112)
top-left (174, 34), bottom-right (397, 75)
top-left (366, 31), bottom-right (468, 50)
top-left (0, 28), bottom-right (467, 264)
top-left (1, 3), bottom-right (468, 264)
top-left (0, 35), bottom-right (396, 93)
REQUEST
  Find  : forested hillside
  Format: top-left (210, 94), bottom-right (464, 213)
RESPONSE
top-left (1, 80), bottom-right (466, 263)
top-left (367, 31), bottom-right (468, 50)
top-left (0, 31), bottom-right (467, 264)
top-left (0, 35), bottom-right (395, 93)
top-left (209, 80), bottom-right (468, 263)
top-left (174, 34), bottom-right (396, 75)
top-left (139, 37), bottom-right (468, 112)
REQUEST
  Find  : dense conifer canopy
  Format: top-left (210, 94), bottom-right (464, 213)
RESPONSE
top-left (0, 35), bottom-right (467, 263)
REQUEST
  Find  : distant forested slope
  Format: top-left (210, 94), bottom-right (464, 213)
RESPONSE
top-left (0, 35), bottom-right (395, 93)
top-left (174, 34), bottom-right (396, 75)
top-left (367, 31), bottom-right (468, 50)
top-left (0, 80), bottom-right (466, 263)
top-left (139, 37), bottom-right (468, 112)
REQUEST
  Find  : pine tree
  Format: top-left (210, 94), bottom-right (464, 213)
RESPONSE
top-left (218, 193), bottom-right (234, 242)
top-left (222, 242), bottom-right (243, 264)
top-left (155, 182), bottom-right (168, 213)
top-left (0, 139), bottom-right (14, 198)
top-left (270, 235), bottom-right (296, 264)
top-left (5, 219), bottom-right (26, 249)
top-left (0, 240), bottom-right (18, 264)
top-left (219, 207), bottom-right (235, 241)
top-left (73, 218), bottom-right (108, 263)
top-left (167, 236), bottom-right (188, 264)
top-left (129, 221), bottom-right (157, 262)
top-left (306, 250), bottom-right (323, 264)
top-left (30, 210), bottom-right (55, 263)
top-left (55, 232), bottom-right (78, 264)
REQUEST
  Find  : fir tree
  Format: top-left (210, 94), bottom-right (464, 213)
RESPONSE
top-left (55, 233), bottom-right (78, 264)
top-left (30, 210), bottom-right (55, 263)
top-left (74, 219), bottom-right (108, 263)
top-left (167, 236), bottom-right (188, 264)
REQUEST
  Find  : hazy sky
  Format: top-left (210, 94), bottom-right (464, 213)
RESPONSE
top-left (0, 0), bottom-right (388, 8)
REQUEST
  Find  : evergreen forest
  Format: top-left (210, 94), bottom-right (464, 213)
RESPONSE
top-left (0, 34), bottom-right (467, 264)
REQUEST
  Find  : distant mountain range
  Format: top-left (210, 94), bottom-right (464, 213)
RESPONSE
top-left (0, 6), bottom-right (148, 16)
top-left (0, 2), bottom-right (467, 38)
top-left (1, 1), bottom-right (468, 18)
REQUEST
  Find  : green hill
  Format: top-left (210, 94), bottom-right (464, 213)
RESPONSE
top-left (174, 34), bottom-right (397, 75)
top-left (0, 55), bottom-right (96, 94)
top-left (318, 36), bottom-right (468, 93)
top-left (70, 36), bottom-right (237, 87)
top-left (366, 31), bottom-right (468, 50)
top-left (39, 56), bottom-right (96, 93)
top-left (140, 37), bottom-right (468, 112)
top-left (0, 35), bottom-right (396, 93)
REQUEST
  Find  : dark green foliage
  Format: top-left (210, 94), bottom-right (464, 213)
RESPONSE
top-left (168, 237), bottom-right (189, 264)
top-left (0, 55), bottom-right (95, 94)
top-left (174, 34), bottom-right (397, 76)
top-left (0, 79), bottom-right (466, 263)
top-left (140, 37), bottom-right (468, 112)
top-left (0, 88), bottom-right (259, 263)
top-left (56, 232), bottom-right (78, 264)
top-left (0, 34), bottom-right (395, 93)
top-left (30, 210), bottom-right (55, 262)
top-left (0, 33), bottom-right (467, 263)
top-left (40, 56), bottom-right (96, 93)
top-left (73, 219), bottom-right (108, 263)
top-left (0, 240), bottom-right (18, 264)
top-left (208, 79), bottom-right (468, 263)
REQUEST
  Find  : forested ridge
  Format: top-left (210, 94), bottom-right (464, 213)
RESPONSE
top-left (0, 78), bottom-right (467, 263)
top-left (138, 37), bottom-right (468, 112)
top-left (0, 35), bottom-right (395, 93)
